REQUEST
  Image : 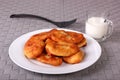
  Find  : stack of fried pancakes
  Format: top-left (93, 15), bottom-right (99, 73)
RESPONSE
top-left (24, 29), bottom-right (87, 66)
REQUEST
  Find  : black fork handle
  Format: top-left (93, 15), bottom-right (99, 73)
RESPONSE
top-left (10, 14), bottom-right (55, 23)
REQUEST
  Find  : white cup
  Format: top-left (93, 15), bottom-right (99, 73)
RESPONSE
top-left (85, 17), bottom-right (113, 42)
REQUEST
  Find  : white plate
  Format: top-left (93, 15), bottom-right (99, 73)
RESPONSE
top-left (9, 28), bottom-right (101, 74)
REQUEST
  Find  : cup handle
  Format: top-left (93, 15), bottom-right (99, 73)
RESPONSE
top-left (105, 20), bottom-right (113, 39)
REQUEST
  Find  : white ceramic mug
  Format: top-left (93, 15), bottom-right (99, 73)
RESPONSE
top-left (85, 17), bottom-right (113, 42)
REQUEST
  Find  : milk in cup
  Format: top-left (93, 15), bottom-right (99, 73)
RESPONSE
top-left (85, 17), bottom-right (109, 39)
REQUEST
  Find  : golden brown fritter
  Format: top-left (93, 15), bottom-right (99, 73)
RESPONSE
top-left (66, 31), bottom-right (84, 43)
top-left (31, 32), bottom-right (50, 41)
top-left (45, 39), bottom-right (79, 57)
top-left (63, 50), bottom-right (85, 64)
top-left (50, 29), bottom-right (84, 44)
top-left (24, 38), bottom-right (45, 59)
top-left (77, 37), bottom-right (87, 48)
top-left (36, 53), bottom-right (63, 66)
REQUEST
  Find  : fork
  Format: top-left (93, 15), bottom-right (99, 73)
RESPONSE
top-left (10, 14), bottom-right (77, 28)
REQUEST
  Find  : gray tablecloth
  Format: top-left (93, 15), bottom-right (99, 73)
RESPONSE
top-left (0, 0), bottom-right (120, 80)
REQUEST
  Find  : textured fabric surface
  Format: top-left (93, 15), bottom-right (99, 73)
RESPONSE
top-left (0, 0), bottom-right (120, 80)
